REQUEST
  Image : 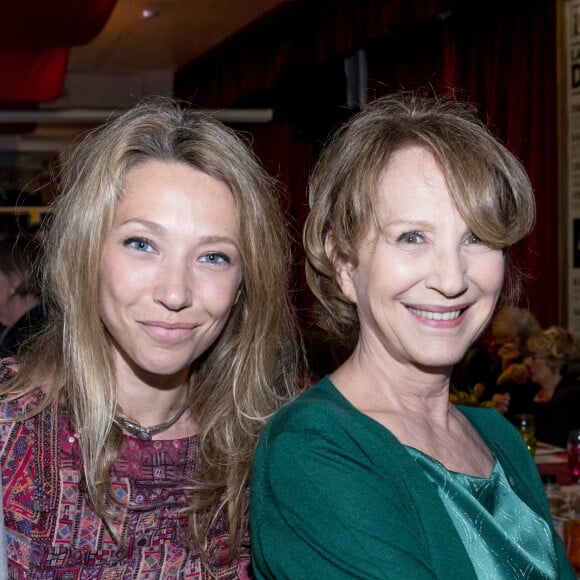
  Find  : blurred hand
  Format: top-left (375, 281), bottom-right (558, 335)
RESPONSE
top-left (497, 363), bottom-right (530, 385)
top-left (491, 392), bottom-right (511, 414)
top-left (497, 341), bottom-right (521, 369)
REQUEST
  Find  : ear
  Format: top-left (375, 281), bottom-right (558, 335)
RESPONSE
top-left (324, 232), bottom-right (357, 304)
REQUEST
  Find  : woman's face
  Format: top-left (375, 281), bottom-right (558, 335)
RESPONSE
top-left (336, 145), bottom-right (505, 370)
top-left (98, 159), bottom-right (242, 384)
top-left (525, 353), bottom-right (557, 386)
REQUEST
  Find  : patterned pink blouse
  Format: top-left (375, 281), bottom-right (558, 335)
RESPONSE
top-left (0, 366), bottom-right (250, 579)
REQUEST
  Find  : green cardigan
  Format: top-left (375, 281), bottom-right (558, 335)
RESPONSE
top-left (251, 376), bottom-right (575, 579)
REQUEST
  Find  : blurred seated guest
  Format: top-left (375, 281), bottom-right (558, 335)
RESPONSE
top-left (452, 306), bottom-right (541, 417)
top-left (251, 93), bottom-right (574, 578)
top-left (0, 98), bottom-right (301, 577)
top-left (524, 326), bottom-right (580, 448)
top-left (0, 234), bottom-right (46, 358)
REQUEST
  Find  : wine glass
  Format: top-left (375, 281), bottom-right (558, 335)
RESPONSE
top-left (568, 429), bottom-right (580, 484)
top-left (514, 414), bottom-right (537, 456)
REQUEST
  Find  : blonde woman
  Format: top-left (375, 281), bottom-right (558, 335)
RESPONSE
top-left (0, 98), bottom-right (302, 577)
top-left (525, 326), bottom-right (580, 447)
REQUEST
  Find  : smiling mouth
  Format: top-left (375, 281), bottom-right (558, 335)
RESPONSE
top-left (407, 307), bottom-right (462, 321)
top-left (140, 321), bottom-right (198, 342)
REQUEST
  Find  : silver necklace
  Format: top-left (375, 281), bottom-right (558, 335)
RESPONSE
top-left (114, 402), bottom-right (189, 441)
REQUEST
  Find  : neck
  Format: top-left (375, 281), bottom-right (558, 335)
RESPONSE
top-left (117, 380), bottom-right (190, 426)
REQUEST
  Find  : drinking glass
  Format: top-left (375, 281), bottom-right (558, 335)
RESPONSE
top-left (568, 429), bottom-right (580, 484)
top-left (514, 414), bottom-right (537, 456)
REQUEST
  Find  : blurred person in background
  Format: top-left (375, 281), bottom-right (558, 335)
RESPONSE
top-left (0, 234), bottom-right (45, 358)
top-left (451, 306), bottom-right (541, 417)
top-left (524, 326), bottom-right (580, 448)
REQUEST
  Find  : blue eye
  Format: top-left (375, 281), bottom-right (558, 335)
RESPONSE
top-left (398, 231), bottom-right (423, 244)
top-left (464, 232), bottom-right (483, 245)
top-left (124, 237), bottom-right (154, 252)
top-left (200, 252), bottom-right (230, 265)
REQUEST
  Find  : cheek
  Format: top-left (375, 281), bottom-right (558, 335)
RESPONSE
top-left (97, 265), bottom-right (134, 318)
top-left (201, 281), bottom-right (239, 316)
top-left (472, 253), bottom-right (505, 294)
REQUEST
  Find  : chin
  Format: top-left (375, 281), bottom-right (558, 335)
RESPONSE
top-left (134, 356), bottom-right (191, 379)
top-left (412, 350), bottom-right (465, 371)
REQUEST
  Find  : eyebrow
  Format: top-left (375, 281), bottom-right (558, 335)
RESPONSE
top-left (117, 217), bottom-right (163, 231)
top-left (197, 235), bottom-right (240, 248)
top-left (382, 218), bottom-right (432, 229)
top-left (116, 219), bottom-right (240, 247)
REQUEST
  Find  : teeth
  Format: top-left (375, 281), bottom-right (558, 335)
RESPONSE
top-left (408, 308), bottom-right (461, 321)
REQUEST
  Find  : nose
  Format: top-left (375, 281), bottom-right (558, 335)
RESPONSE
top-left (424, 246), bottom-right (468, 298)
top-left (153, 256), bottom-right (192, 311)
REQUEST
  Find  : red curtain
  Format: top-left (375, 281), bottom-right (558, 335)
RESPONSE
top-left (176, 0), bottom-right (559, 327)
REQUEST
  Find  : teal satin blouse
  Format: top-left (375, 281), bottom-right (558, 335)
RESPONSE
top-left (406, 447), bottom-right (559, 579)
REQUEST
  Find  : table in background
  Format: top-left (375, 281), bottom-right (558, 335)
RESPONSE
top-left (535, 442), bottom-right (572, 485)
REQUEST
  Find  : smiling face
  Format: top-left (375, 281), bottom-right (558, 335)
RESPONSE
top-left (99, 159), bottom-right (242, 385)
top-left (336, 145), bottom-right (505, 370)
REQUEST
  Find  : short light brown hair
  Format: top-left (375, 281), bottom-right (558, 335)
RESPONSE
top-left (304, 92), bottom-right (535, 342)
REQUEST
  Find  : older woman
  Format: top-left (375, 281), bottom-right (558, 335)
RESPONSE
top-left (525, 325), bottom-right (580, 447)
top-left (0, 98), bottom-right (302, 577)
top-left (251, 93), bottom-right (574, 579)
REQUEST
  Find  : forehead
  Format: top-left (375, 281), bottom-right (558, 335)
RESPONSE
top-left (121, 159), bottom-right (234, 202)
top-left (113, 160), bottom-right (240, 235)
top-left (373, 145), bottom-right (455, 222)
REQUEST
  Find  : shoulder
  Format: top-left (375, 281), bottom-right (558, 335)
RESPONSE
top-left (556, 373), bottom-right (580, 393)
top-left (255, 376), bottom-right (406, 471)
top-left (262, 376), bottom-right (361, 437)
top-left (0, 359), bottom-right (46, 421)
top-left (0, 358), bottom-right (18, 385)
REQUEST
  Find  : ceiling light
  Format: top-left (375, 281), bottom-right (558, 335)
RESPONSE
top-left (141, 5), bottom-right (161, 19)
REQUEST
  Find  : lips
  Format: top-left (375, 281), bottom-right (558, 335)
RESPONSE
top-left (140, 321), bottom-right (198, 342)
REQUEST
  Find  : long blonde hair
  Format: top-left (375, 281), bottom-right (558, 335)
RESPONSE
top-left (3, 97), bottom-right (302, 560)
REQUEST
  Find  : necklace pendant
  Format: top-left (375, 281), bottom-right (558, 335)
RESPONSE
top-left (114, 400), bottom-right (189, 441)
top-left (139, 429), bottom-right (153, 441)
